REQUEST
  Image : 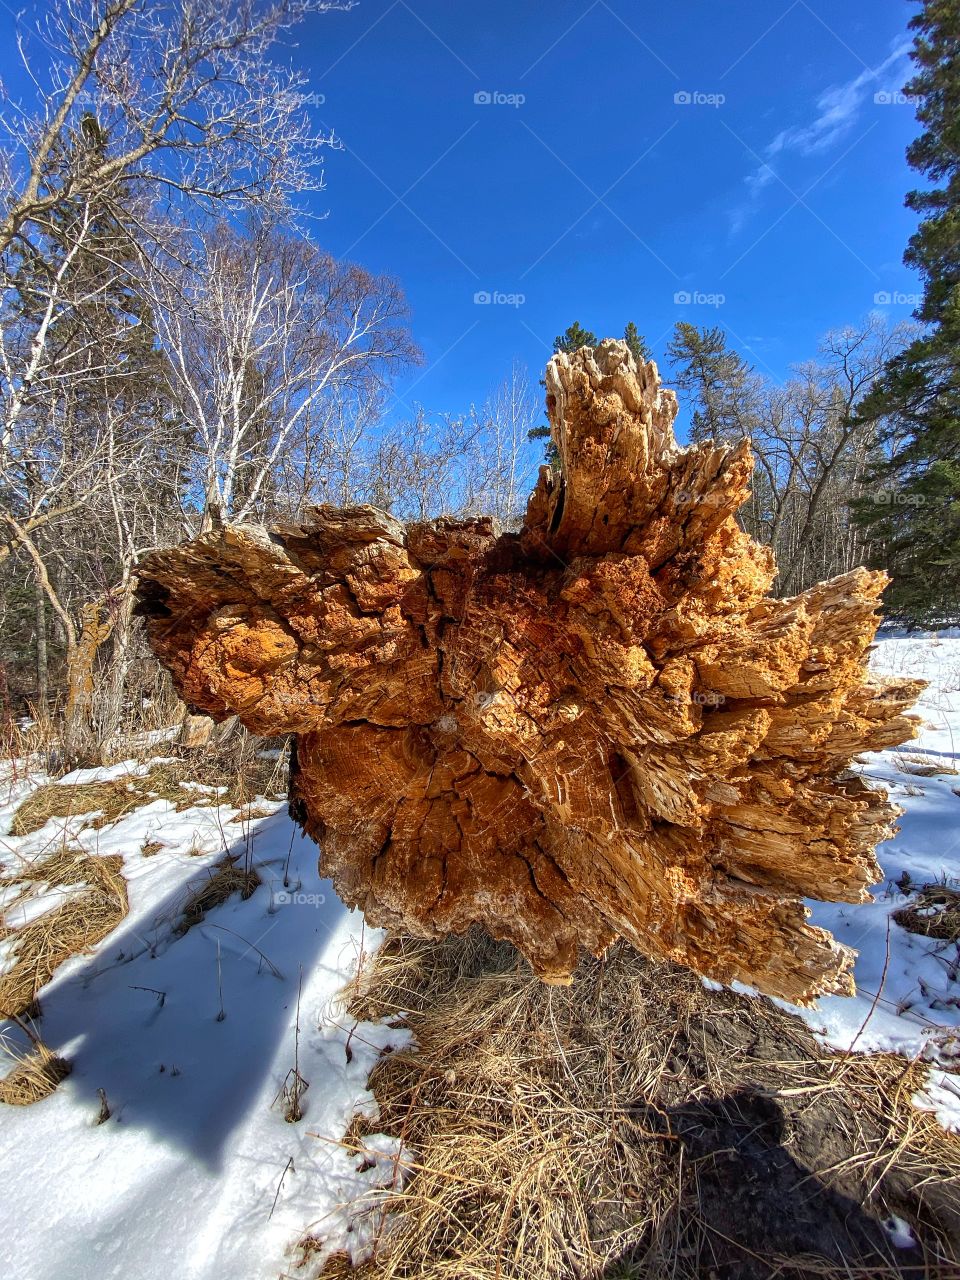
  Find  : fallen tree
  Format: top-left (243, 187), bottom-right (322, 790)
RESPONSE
top-left (137, 340), bottom-right (924, 1003)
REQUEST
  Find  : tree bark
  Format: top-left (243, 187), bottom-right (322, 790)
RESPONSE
top-left (33, 567), bottom-right (48, 716)
top-left (136, 341), bottom-right (923, 1004)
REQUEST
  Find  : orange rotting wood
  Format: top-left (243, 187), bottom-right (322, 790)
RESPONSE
top-left (137, 341), bottom-right (923, 1003)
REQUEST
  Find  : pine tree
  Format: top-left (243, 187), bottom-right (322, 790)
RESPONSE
top-left (666, 322), bottom-right (754, 443)
top-left (855, 0), bottom-right (960, 625)
top-left (623, 321), bottom-right (651, 365)
top-left (553, 321), bottom-right (598, 353)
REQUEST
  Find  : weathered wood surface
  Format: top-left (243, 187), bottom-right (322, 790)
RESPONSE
top-left (137, 340), bottom-right (924, 1003)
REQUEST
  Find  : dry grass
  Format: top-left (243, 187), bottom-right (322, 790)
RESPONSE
top-left (10, 776), bottom-right (148, 834)
top-left (174, 854), bottom-right (261, 934)
top-left (308, 931), bottom-right (960, 1280)
top-left (0, 1039), bottom-right (71, 1106)
top-left (894, 883), bottom-right (960, 944)
top-left (895, 752), bottom-right (960, 778)
top-left (9, 738), bottom-right (289, 836)
top-left (0, 851), bottom-right (128, 1018)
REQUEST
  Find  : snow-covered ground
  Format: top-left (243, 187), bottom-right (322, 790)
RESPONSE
top-left (784, 631), bottom-right (960, 1128)
top-left (0, 773), bottom-right (409, 1279)
top-left (1, 632), bottom-right (960, 1280)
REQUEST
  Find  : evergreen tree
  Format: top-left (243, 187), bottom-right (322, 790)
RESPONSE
top-left (855, 0), bottom-right (960, 625)
top-left (623, 321), bottom-right (651, 365)
top-left (666, 322), bottom-right (754, 443)
top-left (553, 321), bottom-right (598, 353)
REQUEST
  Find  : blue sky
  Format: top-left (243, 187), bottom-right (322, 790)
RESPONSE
top-left (291, 0), bottom-right (923, 430)
top-left (0, 0), bottom-right (925, 436)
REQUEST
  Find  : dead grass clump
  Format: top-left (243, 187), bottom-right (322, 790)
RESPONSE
top-left (894, 883), bottom-right (960, 943)
top-left (896, 753), bottom-right (960, 778)
top-left (9, 735), bottom-right (289, 836)
top-left (174, 854), bottom-right (260, 934)
top-left (310, 931), bottom-right (960, 1280)
top-left (0, 845), bottom-right (94, 904)
top-left (0, 1040), bottom-right (71, 1106)
top-left (10, 778), bottom-right (143, 835)
top-left (0, 854), bottom-right (128, 1018)
top-left (189, 735), bottom-right (289, 808)
top-left (229, 805), bottom-right (277, 824)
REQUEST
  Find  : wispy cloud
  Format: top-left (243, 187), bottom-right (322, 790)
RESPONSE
top-left (730, 36), bottom-right (913, 231)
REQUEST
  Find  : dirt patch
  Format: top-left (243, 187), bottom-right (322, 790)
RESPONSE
top-left (311, 931), bottom-right (960, 1280)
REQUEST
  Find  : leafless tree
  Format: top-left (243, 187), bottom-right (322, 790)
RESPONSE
top-left (152, 222), bottom-right (419, 528)
top-left (0, 0), bottom-right (344, 256)
top-left (0, 0), bottom-right (349, 759)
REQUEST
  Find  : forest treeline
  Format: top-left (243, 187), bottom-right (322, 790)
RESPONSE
top-left (1, 0), bottom-right (957, 765)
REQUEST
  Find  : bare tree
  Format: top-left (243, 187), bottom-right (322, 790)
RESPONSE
top-left (152, 222), bottom-right (418, 528)
top-left (0, 0), bottom-right (343, 256)
top-left (669, 315), bottom-right (916, 595)
top-left (0, 0), bottom-right (348, 759)
top-left (461, 361), bottom-right (540, 525)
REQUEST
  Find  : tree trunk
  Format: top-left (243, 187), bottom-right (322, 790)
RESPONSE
top-left (97, 578), bottom-right (137, 761)
top-left (33, 568), bottom-right (48, 716)
top-left (64, 594), bottom-right (118, 764)
top-left (136, 341), bottom-right (923, 1005)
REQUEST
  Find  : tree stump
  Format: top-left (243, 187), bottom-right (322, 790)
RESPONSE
top-left (137, 341), bottom-right (923, 1003)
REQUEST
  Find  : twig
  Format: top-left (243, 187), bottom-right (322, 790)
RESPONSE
top-left (129, 984), bottom-right (166, 1007)
top-left (269, 1156), bottom-right (295, 1220)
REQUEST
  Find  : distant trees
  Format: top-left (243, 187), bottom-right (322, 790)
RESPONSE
top-left (361, 362), bottom-right (540, 526)
top-left (853, 0), bottom-right (960, 625)
top-left (151, 223), bottom-right (418, 529)
top-left (0, 0), bottom-right (408, 761)
top-left (667, 317), bottom-right (915, 596)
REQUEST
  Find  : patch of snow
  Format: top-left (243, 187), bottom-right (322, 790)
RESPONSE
top-left (881, 1214), bottom-right (917, 1249)
top-left (0, 787), bottom-right (404, 1280)
top-left (770, 634), bottom-right (960, 1117)
top-left (913, 1067), bottom-right (960, 1132)
top-left (57, 758), bottom-right (178, 786)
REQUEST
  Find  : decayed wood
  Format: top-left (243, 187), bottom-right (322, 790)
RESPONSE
top-left (137, 340), bottom-right (924, 1004)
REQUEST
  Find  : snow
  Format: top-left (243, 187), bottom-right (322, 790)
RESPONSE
top-left (2, 633), bottom-right (960, 1278)
top-left (0, 784), bottom-right (410, 1279)
top-left (881, 1214), bottom-right (917, 1250)
top-left (775, 634), bottom-right (960, 1128)
top-left (57, 757), bottom-right (178, 786)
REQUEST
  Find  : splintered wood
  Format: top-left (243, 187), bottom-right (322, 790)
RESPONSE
top-left (137, 340), bottom-right (923, 1003)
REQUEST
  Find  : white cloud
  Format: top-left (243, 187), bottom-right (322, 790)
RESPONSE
top-left (730, 36), bottom-right (913, 232)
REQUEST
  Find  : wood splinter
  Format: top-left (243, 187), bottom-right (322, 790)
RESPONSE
top-left (137, 339), bottom-right (924, 1004)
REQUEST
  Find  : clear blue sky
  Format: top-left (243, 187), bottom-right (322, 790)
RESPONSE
top-left (0, 0), bottom-right (925, 436)
top-left (292, 0), bottom-right (923, 430)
